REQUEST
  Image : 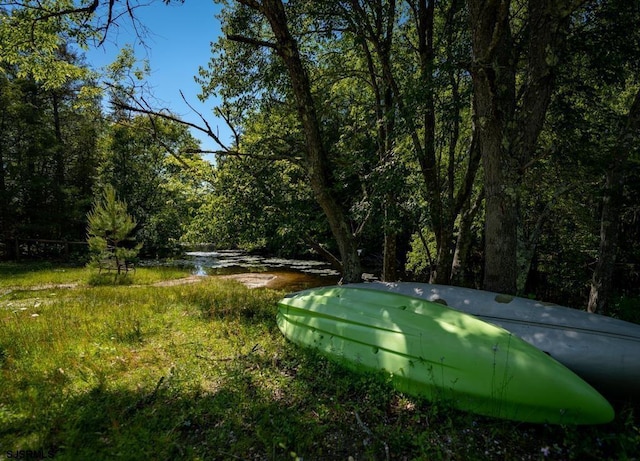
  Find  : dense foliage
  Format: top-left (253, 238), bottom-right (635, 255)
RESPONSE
top-left (0, 50), bottom-right (101, 248)
top-left (0, 37), bottom-right (210, 260)
top-left (1, 0), bottom-right (639, 312)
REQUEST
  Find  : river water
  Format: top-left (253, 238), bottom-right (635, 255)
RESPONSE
top-left (161, 250), bottom-right (344, 291)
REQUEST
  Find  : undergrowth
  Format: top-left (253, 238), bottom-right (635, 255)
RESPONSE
top-left (0, 265), bottom-right (638, 460)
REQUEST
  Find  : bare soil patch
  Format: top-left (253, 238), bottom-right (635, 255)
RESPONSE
top-left (218, 273), bottom-right (277, 288)
top-left (150, 275), bottom-right (205, 287)
top-left (2, 271), bottom-right (331, 293)
top-left (150, 273), bottom-right (278, 289)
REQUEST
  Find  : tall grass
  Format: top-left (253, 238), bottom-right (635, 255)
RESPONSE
top-left (1, 265), bottom-right (638, 460)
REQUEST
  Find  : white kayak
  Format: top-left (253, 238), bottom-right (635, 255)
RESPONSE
top-left (347, 282), bottom-right (640, 400)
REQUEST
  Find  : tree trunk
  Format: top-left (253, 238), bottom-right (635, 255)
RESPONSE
top-left (414, 0), bottom-right (451, 285)
top-left (430, 227), bottom-right (454, 284)
top-left (452, 189), bottom-right (484, 287)
top-left (588, 88), bottom-right (640, 313)
top-left (588, 168), bottom-right (623, 314)
top-left (356, 2), bottom-right (399, 282)
top-left (450, 101), bottom-right (482, 285)
top-left (382, 229), bottom-right (398, 282)
top-left (350, 0), bottom-right (477, 285)
top-left (468, 0), bottom-right (575, 294)
top-left (51, 91), bottom-right (66, 237)
top-left (244, 0), bottom-right (363, 282)
top-left (517, 185), bottom-right (575, 294)
top-left (468, 0), bottom-right (517, 294)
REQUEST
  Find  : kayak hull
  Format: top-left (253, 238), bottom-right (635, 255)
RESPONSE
top-left (277, 286), bottom-right (614, 424)
top-left (348, 282), bottom-right (640, 399)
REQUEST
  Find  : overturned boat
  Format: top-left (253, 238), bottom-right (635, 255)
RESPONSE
top-left (348, 282), bottom-right (640, 399)
top-left (278, 286), bottom-right (614, 424)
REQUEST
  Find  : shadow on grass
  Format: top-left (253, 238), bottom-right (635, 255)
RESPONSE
top-left (5, 345), bottom-right (638, 461)
top-left (2, 277), bottom-right (639, 460)
top-left (0, 261), bottom-right (72, 278)
top-left (4, 360), bottom-right (370, 460)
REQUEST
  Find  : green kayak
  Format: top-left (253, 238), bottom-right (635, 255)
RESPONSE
top-left (277, 286), bottom-right (614, 425)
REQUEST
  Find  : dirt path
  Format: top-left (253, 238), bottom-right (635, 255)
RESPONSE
top-left (0, 283), bottom-right (80, 296)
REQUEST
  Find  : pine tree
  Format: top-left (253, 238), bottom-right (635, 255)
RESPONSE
top-left (87, 185), bottom-right (140, 274)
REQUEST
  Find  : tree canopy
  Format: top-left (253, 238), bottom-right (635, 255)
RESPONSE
top-left (1, 0), bottom-right (639, 313)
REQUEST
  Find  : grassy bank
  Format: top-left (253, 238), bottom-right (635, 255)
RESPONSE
top-left (1, 263), bottom-right (638, 460)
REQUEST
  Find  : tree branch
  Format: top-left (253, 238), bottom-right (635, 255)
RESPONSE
top-left (226, 33), bottom-right (278, 50)
top-left (179, 90), bottom-right (232, 152)
top-left (109, 86), bottom-right (232, 156)
top-left (302, 234), bottom-right (343, 272)
top-left (109, 85), bottom-right (303, 164)
top-left (214, 106), bottom-right (241, 147)
top-left (27, 0), bottom-right (99, 42)
top-left (115, 112), bottom-right (215, 187)
top-left (30, 0), bottom-right (100, 22)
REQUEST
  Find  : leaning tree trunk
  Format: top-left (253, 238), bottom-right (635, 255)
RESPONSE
top-left (239, 0), bottom-right (363, 282)
top-left (588, 88), bottom-right (640, 313)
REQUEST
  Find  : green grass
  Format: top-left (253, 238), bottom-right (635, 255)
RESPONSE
top-left (0, 264), bottom-right (639, 460)
top-left (0, 261), bottom-right (191, 290)
top-left (0, 262), bottom-right (89, 288)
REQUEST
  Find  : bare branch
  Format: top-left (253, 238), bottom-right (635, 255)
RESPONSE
top-left (109, 86), bottom-right (303, 164)
top-left (28, 0), bottom-right (99, 42)
top-left (214, 106), bottom-right (241, 147)
top-left (123, 114), bottom-right (216, 187)
top-left (183, 147), bottom-right (301, 163)
top-left (179, 90), bottom-right (231, 152)
top-left (97, 0), bottom-right (117, 45)
top-left (108, 86), bottom-right (232, 156)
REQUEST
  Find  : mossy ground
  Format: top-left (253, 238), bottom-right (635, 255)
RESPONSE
top-left (0, 262), bottom-right (638, 460)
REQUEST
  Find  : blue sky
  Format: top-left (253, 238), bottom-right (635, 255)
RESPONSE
top-left (85, 1), bottom-right (231, 154)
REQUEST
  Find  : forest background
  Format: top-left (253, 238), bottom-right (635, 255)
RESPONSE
top-left (1, 0), bottom-right (639, 317)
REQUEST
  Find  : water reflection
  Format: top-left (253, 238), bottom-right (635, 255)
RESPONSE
top-left (143, 249), bottom-right (376, 291)
top-left (182, 250), bottom-right (342, 278)
top-left (145, 250), bottom-right (343, 291)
